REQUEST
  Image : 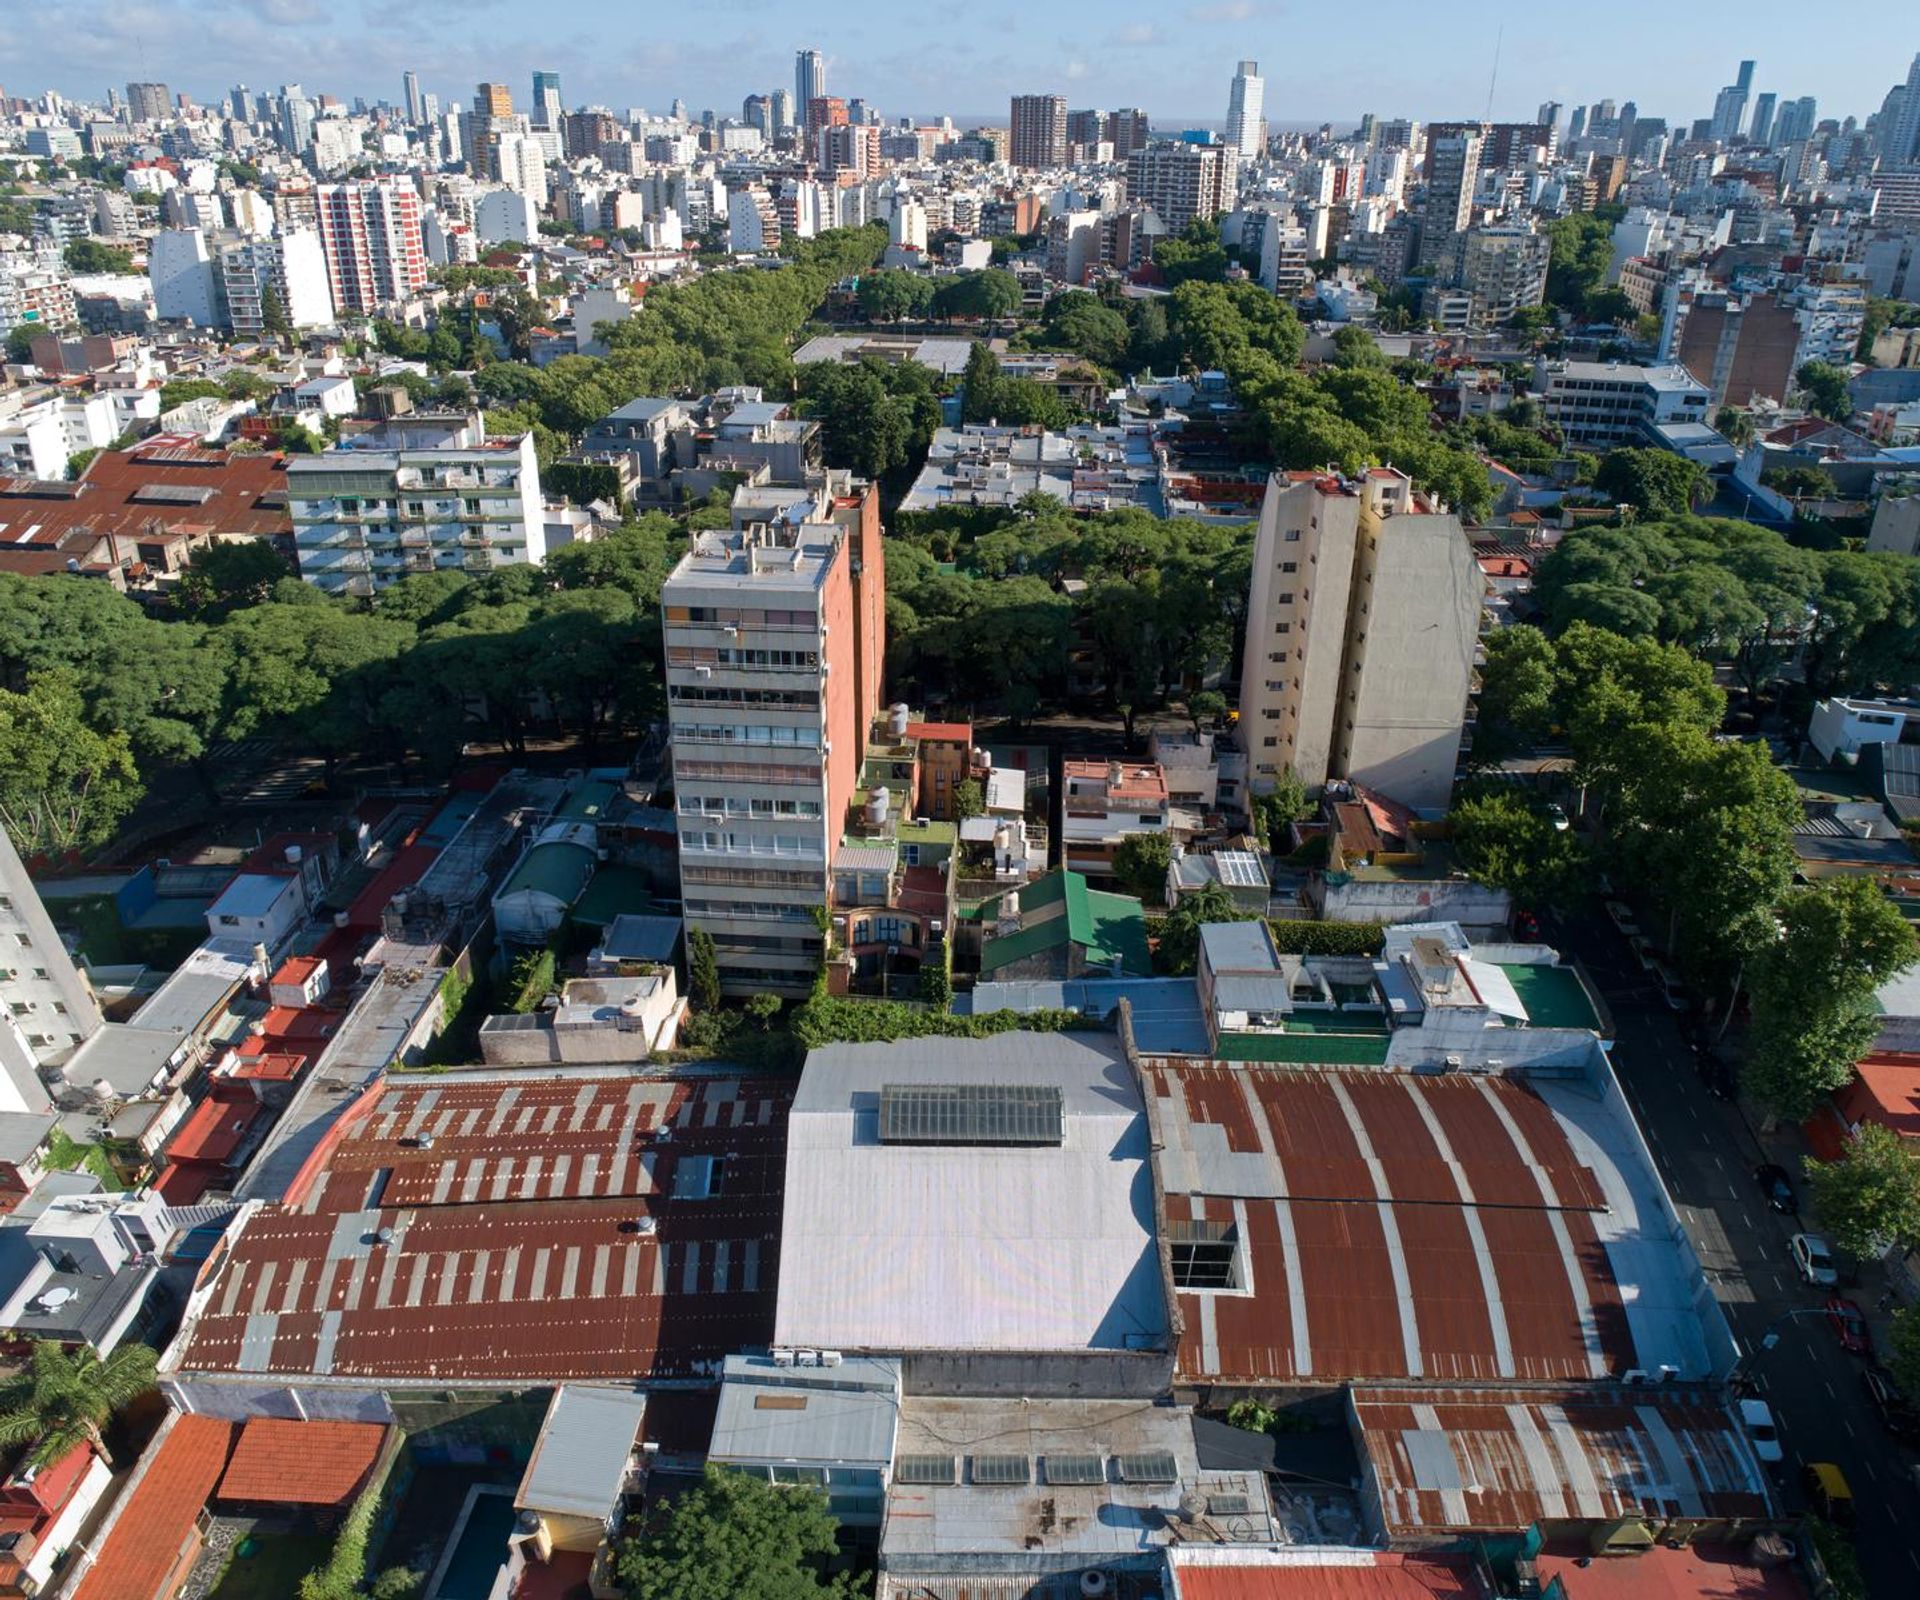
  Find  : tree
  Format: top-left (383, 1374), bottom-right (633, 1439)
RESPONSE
top-left (259, 282), bottom-right (291, 341)
top-left (1890, 1307), bottom-right (1920, 1398)
top-left (1042, 291), bottom-right (1131, 368)
top-left (1447, 786), bottom-right (1590, 907)
top-left (1114, 832), bottom-right (1174, 905)
top-left (687, 927), bottom-right (721, 1012)
top-left (744, 992), bottom-right (782, 1031)
top-left (0, 676), bottom-right (142, 856)
top-left (952, 778), bottom-right (984, 823)
top-left (855, 270), bottom-right (933, 324)
top-left (1714, 406), bottom-right (1755, 448)
top-left (1254, 770), bottom-right (1307, 853)
top-left (63, 238), bottom-right (135, 275)
top-left (1795, 360), bottom-right (1853, 424)
top-left (1156, 881), bottom-right (1244, 976)
top-left (175, 539), bottom-right (293, 618)
top-left (0, 1339), bottom-right (156, 1467)
top-left (1592, 448), bottom-right (1708, 517)
top-left (1806, 1124), bottom-right (1920, 1258)
top-left (617, 1464), bottom-right (859, 1600)
top-left (1746, 879), bottom-right (1918, 1119)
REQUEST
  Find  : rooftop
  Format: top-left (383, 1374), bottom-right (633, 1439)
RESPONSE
top-left (217, 1419), bottom-right (388, 1507)
top-left (70, 1415), bottom-right (234, 1600)
top-left (775, 1034), bottom-right (1166, 1355)
top-left (1146, 1062), bottom-right (1712, 1385)
top-left (1350, 1384), bottom-right (1768, 1538)
top-left (169, 1070), bottom-right (792, 1386)
top-left (0, 438), bottom-right (292, 552)
top-left (516, 1385), bottom-right (646, 1522)
top-left (976, 870), bottom-right (1152, 978)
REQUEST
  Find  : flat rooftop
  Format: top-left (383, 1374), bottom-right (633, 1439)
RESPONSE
top-left (170, 1070), bottom-right (791, 1386)
top-left (775, 1034), bottom-right (1166, 1355)
top-left (1146, 1062), bottom-right (1713, 1385)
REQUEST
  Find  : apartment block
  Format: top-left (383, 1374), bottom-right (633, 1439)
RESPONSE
top-left (1127, 142), bottom-right (1236, 233)
top-left (1009, 95), bottom-right (1068, 170)
top-left (1536, 360), bottom-right (1711, 448)
top-left (289, 412), bottom-right (545, 595)
top-left (1239, 468), bottom-right (1483, 814)
top-left (217, 229), bottom-right (335, 334)
top-left (663, 478), bottom-right (885, 996)
top-left (315, 181), bottom-right (428, 315)
top-left (1, 828), bottom-right (102, 1078)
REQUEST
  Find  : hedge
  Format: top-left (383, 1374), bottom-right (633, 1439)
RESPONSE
top-left (791, 998), bottom-right (1099, 1049)
top-left (1264, 919), bottom-right (1385, 956)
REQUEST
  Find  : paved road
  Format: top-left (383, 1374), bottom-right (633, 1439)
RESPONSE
top-left (1553, 910), bottom-right (1920, 1598)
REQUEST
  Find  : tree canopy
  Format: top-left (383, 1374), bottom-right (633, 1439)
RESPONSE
top-left (617, 1465), bottom-right (861, 1600)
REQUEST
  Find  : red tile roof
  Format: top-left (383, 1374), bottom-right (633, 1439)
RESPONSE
top-left (217, 1420), bottom-right (388, 1507)
top-left (1537, 1543), bottom-right (1801, 1600)
top-left (269, 956), bottom-right (326, 986)
top-left (71, 1415), bottom-right (234, 1600)
top-left (173, 1073), bottom-right (793, 1385)
top-left (1836, 1052), bottom-right (1920, 1139)
top-left (1175, 1554), bottom-right (1475, 1600)
top-left (906, 721), bottom-right (972, 744)
top-left (165, 1096), bottom-right (262, 1166)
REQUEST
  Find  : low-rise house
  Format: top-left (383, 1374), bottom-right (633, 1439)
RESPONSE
top-left (1167, 846), bottom-right (1270, 914)
top-left (1311, 785), bottom-right (1511, 935)
top-left (1061, 758), bottom-right (1171, 880)
top-left (514, 1385), bottom-right (646, 1586)
top-left (0, 1437), bottom-right (113, 1598)
top-left (708, 1354), bottom-right (900, 1529)
top-left (1808, 695), bottom-right (1920, 762)
top-left (966, 869), bottom-right (1151, 982)
top-left (477, 971), bottom-right (682, 1064)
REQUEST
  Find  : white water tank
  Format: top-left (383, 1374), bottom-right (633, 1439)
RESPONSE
top-left (888, 702), bottom-right (910, 738)
top-left (284, 844), bottom-right (303, 865)
top-left (867, 787), bottom-right (890, 826)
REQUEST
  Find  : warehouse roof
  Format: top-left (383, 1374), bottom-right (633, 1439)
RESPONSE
top-left (168, 1071), bottom-right (791, 1385)
top-left (1146, 1063), bottom-right (1711, 1385)
top-left (775, 1034), bottom-right (1166, 1354)
top-left (1349, 1385), bottom-right (1769, 1537)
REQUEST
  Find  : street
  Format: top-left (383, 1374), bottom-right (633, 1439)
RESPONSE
top-left (1554, 912), bottom-right (1920, 1597)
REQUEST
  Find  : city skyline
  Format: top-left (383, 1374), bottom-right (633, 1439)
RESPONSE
top-left (14, 0), bottom-right (1919, 129)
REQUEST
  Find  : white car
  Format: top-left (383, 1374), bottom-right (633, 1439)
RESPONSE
top-left (1739, 1397), bottom-right (1784, 1464)
top-left (1605, 900), bottom-right (1641, 938)
top-left (1791, 1232), bottom-right (1839, 1288)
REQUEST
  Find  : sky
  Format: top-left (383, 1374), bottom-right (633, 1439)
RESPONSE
top-left (6, 0), bottom-right (1917, 131)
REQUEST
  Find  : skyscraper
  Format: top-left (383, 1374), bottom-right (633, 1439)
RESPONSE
top-left (1885, 54), bottom-right (1920, 165)
top-left (1009, 94), bottom-right (1068, 169)
top-left (402, 70), bottom-right (422, 125)
top-left (795, 48), bottom-right (826, 113)
top-left (531, 70), bottom-right (562, 130)
top-left (1775, 95), bottom-right (1819, 147)
top-left (1225, 59), bottom-right (1264, 159)
top-left (125, 82), bottom-right (172, 122)
top-left (1750, 92), bottom-right (1777, 147)
top-left (1710, 58), bottom-right (1756, 141)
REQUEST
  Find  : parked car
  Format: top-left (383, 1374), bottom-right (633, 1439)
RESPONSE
top-left (1801, 1461), bottom-right (1855, 1526)
top-left (1791, 1233), bottom-right (1839, 1288)
top-left (1629, 934), bottom-right (1658, 971)
top-left (1605, 900), bottom-right (1641, 937)
top-left (1648, 957), bottom-right (1689, 1012)
top-left (1545, 802), bottom-right (1570, 832)
top-left (1752, 1162), bottom-right (1797, 1215)
top-left (1826, 1295), bottom-right (1873, 1357)
top-left (1738, 1396), bottom-right (1784, 1464)
top-left (1861, 1367), bottom-right (1920, 1442)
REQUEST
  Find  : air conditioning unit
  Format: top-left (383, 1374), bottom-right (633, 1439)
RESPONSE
top-left (820, 1350), bottom-right (843, 1367)
top-left (771, 1347), bottom-right (795, 1367)
top-left (1622, 1368), bottom-right (1649, 1386)
top-left (796, 1348), bottom-right (820, 1367)
top-left (695, 665), bottom-right (712, 678)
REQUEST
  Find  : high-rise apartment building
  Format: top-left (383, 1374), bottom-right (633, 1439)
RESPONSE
top-left (805, 96), bottom-right (849, 164)
top-left (1225, 60), bottom-right (1265, 159)
top-left (1106, 108), bottom-right (1151, 159)
top-left (1009, 94), bottom-right (1068, 169)
top-left (1238, 468), bottom-right (1483, 813)
top-left (1452, 224), bottom-right (1551, 325)
top-left (1, 827), bottom-right (103, 1076)
top-left (218, 229), bottom-right (335, 334)
top-left (662, 479), bottom-right (886, 996)
top-left (1126, 142), bottom-right (1237, 232)
top-left (531, 70), bottom-right (562, 130)
top-left (467, 82), bottom-right (517, 180)
top-left (316, 180), bottom-right (428, 313)
top-left (1417, 131), bottom-right (1481, 273)
top-left (402, 71), bottom-right (422, 125)
top-left (795, 48), bottom-right (826, 114)
top-left (1884, 53), bottom-right (1920, 165)
top-left (125, 82), bottom-right (172, 122)
top-left (289, 414), bottom-right (546, 595)
top-left (1774, 96), bottom-right (1818, 147)
top-left (1749, 92), bottom-right (1777, 147)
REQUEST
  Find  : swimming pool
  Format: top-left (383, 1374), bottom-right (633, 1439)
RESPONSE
top-left (429, 1487), bottom-right (518, 1600)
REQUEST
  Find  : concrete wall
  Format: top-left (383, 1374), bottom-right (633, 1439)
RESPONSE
top-left (1318, 874), bottom-right (1510, 934)
top-left (899, 1347), bottom-right (1173, 1399)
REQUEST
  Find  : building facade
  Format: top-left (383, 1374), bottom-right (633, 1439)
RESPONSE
top-left (1127, 143), bottom-right (1236, 233)
top-left (1010, 95), bottom-right (1068, 170)
top-left (663, 480), bottom-right (885, 996)
top-left (0, 828), bottom-right (103, 1075)
top-left (315, 181), bottom-right (428, 315)
top-left (1225, 61), bottom-right (1265, 159)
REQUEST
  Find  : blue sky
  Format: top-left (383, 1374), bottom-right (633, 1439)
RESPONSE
top-left (8, 0), bottom-right (1915, 129)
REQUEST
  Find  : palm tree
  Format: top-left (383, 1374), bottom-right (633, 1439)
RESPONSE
top-left (0, 1340), bottom-right (158, 1467)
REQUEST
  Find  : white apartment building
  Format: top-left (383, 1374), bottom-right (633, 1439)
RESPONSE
top-left (1536, 360), bottom-right (1712, 448)
top-left (728, 188), bottom-right (781, 255)
top-left (289, 413), bottom-right (545, 595)
top-left (218, 229), bottom-right (335, 334)
top-left (1239, 468), bottom-right (1483, 814)
top-left (148, 228), bottom-right (219, 325)
top-left (1225, 61), bottom-right (1265, 160)
top-left (1, 829), bottom-right (103, 1077)
top-left (0, 390), bottom-right (117, 480)
top-left (1060, 760), bottom-right (1171, 880)
top-left (1126, 143), bottom-right (1237, 233)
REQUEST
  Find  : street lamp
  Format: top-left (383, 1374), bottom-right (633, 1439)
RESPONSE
top-left (1729, 1306), bottom-right (1827, 1388)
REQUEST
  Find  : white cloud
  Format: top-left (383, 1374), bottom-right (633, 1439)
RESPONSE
top-left (1188, 1), bottom-right (1263, 21)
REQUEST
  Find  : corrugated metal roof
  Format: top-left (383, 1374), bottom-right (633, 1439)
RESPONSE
top-left (516, 1386), bottom-right (647, 1522)
top-left (709, 1355), bottom-right (899, 1467)
top-left (1349, 1385), bottom-right (1770, 1535)
top-left (776, 1036), bottom-right (1166, 1354)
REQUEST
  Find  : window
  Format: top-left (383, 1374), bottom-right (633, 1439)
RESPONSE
top-left (1276, 592), bottom-right (1294, 605)
top-left (1170, 1220), bottom-right (1240, 1290)
top-left (1283, 529), bottom-right (1300, 543)
top-left (1280, 560), bottom-right (1297, 573)
top-left (1274, 622), bottom-right (1291, 634)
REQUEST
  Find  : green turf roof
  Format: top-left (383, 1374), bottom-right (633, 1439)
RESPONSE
top-left (1495, 963), bottom-right (1601, 1032)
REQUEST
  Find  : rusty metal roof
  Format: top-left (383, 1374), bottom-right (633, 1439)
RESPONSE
top-left (1349, 1385), bottom-right (1770, 1536)
top-left (170, 1071), bottom-right (791, 1385)
top-left (1149, 1064), bottom-right (1639, 1386)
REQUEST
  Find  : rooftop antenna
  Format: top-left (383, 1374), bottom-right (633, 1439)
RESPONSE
top-left (1484, 22), bottom-right (1504, 122)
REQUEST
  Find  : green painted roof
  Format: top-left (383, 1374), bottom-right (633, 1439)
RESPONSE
top-left (497, 839), bottom-right (597, 906)
top-left (1496, 963), bottom-right (1601, 1032)
top-left (1215, 1031), bottom-right (1394, 1066)
top-left (569, 866), bottom-right (658, 928)
top-left (557, 779), bottom-right (621, 821)
top-left (978, 869), bottom-right (1152, 977)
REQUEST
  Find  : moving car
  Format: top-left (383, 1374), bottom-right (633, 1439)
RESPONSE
top-left (1790, 1233), bottom-right (1839, 1288)
top-left (1825, 1294), bottom-right (1873, 1357)
top-left (1861, 1367), bottom-right (1920, 1442)
top-left (1752, 1162), bottom-right (1797, 1215)
top-left (1605, 900), bottom-right (1640, 937)
top-left (1737, 1397), bottom-right (1783, 1464)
